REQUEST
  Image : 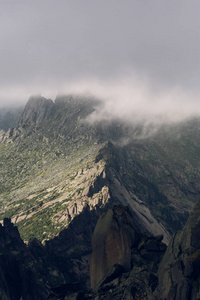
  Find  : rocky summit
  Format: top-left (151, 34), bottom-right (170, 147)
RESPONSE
top-left (0, 95), bottom-right (200, 299)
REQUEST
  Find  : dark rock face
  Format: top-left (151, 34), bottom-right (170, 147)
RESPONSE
top-left (0, 218), bottom-right (50, 300)
top-left (45, 205), bottom-right (101, 291)
top-left (0, 207), bottom-right (101, 299)
top-left (90, 206), bottom-right (166, 298)
top-left (96, 141), bottom-right (171, 244)
top-left (18, 95), bottom-right (99, 130)
top-left (0, 206), bottom-right (167, 300)
top-left (0, 207), bottom-right (99, 299)
top-left (154, 198), bottom-right (200, 300)
top-left (3, 201), bottom-right (200, 299)
top-left (90, 205), bottom-right (139, 290)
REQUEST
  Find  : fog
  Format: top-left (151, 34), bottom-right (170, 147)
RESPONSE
top-left (1, 75), bottom-right (200, 126)
top-left (1, 1), bottom-right (200, 125)
top-left (61, 76), bottom-right (200, 125)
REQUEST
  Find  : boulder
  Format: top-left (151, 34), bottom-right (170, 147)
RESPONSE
top-left (90, 205), bottom-right (139, 290)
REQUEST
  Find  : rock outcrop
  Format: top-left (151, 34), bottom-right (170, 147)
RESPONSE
top-left (0, 205), bottom-right (167, 300)
top-left (96, 141), bottom-right (171, 244)
top-left (2, 200), bottom-right (200, 299)
top-left (0, 206), bottom-right (101, 299)
top-left (0, 218), bottom-right (50, 300)
top-left (155, 198), bottom-right (200, 300)
top-left (90, 205), bottom-right (166, 298)
top-left (45, 205), bottom-right (102, 292)
top-left (90, 205), bottom-right (139, 290)
top-left (18, 96), bottom-right (54, 125)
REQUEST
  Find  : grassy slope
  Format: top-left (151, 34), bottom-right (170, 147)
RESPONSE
top-left (0, 132), bottom-right (104, 241)
top-left (0, 97), bottom-right (106, 241)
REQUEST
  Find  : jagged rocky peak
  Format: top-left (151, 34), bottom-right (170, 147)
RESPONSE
top-left (18, 95), bottom-right (54, 125)
top-left (18, 94), bottom-right (101, 127)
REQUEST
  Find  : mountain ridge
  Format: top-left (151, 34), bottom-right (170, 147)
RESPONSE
top-left (0, 95), bottom-right (199, 243)
top-left (0, 94), bottom-right (200, 298)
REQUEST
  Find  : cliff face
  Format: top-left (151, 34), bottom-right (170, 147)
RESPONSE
top-left (89, 205), bottom-right (166, 299)
top-left (18, 96), bottom-right (54, 125)
top-left (154, 198), bottom-right (200, 300)
top-left (0, 218), bottom-right (50, 300)
top-left (17, 95), bottom-right (98, 133)
top-left (45, 205), bottom-right (102, 291)
top-left (0, 206), bottom-right (101, 300)
top-left (90, 206), bottom-right (139, 290)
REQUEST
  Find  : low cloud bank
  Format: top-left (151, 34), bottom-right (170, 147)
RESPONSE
top-left (1, 75), bottom-right (200, 126)
top-left (59, 76), bottom-right (200, 126)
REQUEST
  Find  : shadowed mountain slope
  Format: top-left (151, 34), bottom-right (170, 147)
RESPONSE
top-left (0, 106), bottom-right (23, 131)
top-left (154, 197), bottom-right (200, 299)
top-left (2, 200), bottom-right (200, 300)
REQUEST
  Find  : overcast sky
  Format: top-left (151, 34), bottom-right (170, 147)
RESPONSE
top-left (1, 1), bottom-right (200, 121)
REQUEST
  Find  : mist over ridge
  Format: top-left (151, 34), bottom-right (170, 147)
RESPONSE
top-left (2, 74), bottom-right (200, 130)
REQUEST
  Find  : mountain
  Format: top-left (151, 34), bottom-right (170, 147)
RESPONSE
top-left (0, 105), bottom-right (23, 131)
top-left (0, 95), bottom-right (200, 243)
top-left (0, 95), bottom-right (200, 299)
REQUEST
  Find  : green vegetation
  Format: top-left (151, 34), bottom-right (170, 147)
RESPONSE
top-left (0, 138), bottom-right (102, 239)
top-left (1, 97), bottom-right (200, 242)
top-left (0, 99), bottom-right (104, 241)
top-left (17, 198), bottom-right (71, 241)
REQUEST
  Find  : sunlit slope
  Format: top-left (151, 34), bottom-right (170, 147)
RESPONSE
top-left (0, 95), bottom-right (200, 242)
top-left (0, 96), bottom-right (106, 240)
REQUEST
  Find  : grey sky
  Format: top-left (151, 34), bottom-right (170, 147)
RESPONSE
top-left (1, 1), bottom-right (200, 121)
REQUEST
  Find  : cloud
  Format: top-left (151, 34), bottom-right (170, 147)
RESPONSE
top-left (1, 1), bottom-right (200, 91)
top-left (1, 74), bottom-right (200, 125)
top-left (1, 1), bottom-right (200, 125)
top-left (58, 76), bottom-right (200, 125)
